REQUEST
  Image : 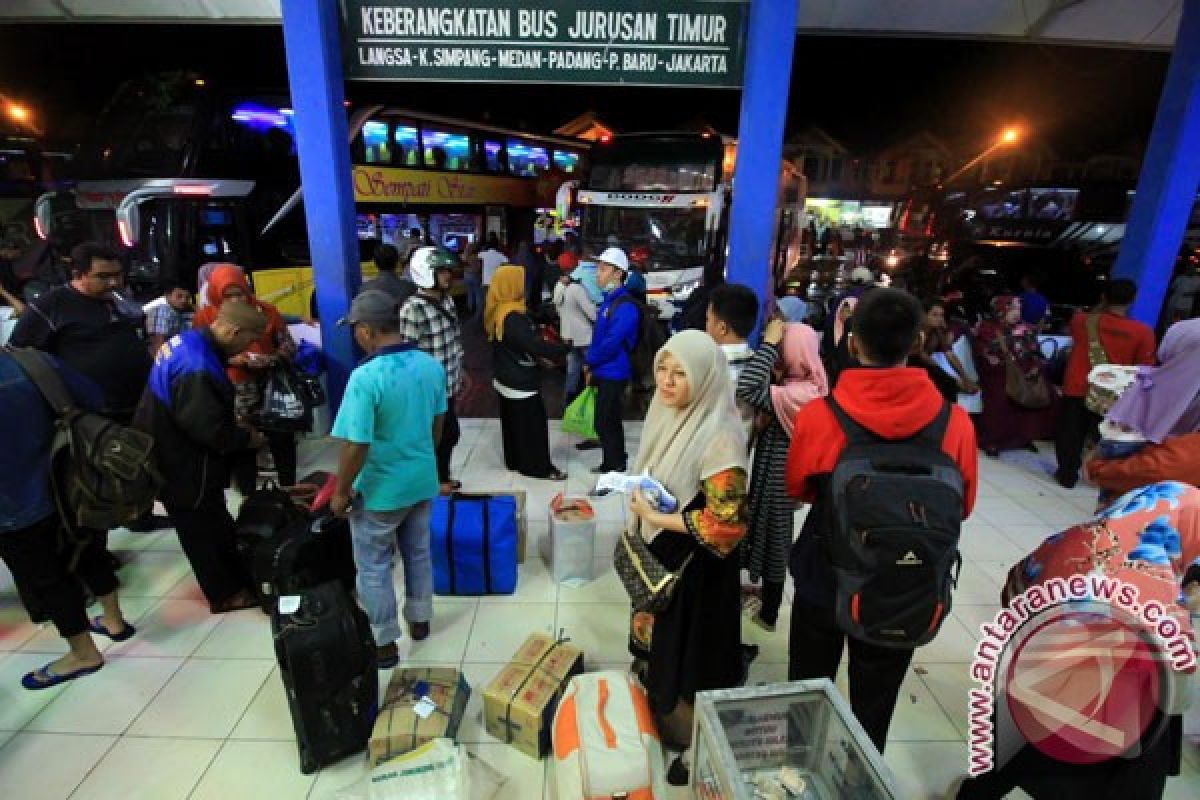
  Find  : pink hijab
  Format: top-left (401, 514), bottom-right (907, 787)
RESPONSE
top-left (771, 323), bottom-right (829, 437)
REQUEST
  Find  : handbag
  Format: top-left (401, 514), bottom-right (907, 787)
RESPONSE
top-left (258, 362), bottom-right (313, 432)
top-left (613, 526), bottom-right (692, 613)
top-left (561, 386), bottom-right (598, 439)
top-left (997, 334), bottom-right (1052, 410)
top-left (1083, 313), bottom-right (1119, 415)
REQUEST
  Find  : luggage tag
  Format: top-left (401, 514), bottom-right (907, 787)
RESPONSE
top-left (411, 680), bottom-right (438, 719)
top-left (413, 696), bottom-right (438, 720)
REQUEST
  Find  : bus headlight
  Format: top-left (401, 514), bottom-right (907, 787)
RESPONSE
top-left (671, 279), bottom-right (700, 302)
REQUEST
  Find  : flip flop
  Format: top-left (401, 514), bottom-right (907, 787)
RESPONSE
top-left (21, 661), bottom-right (104, 690)
top-left (89, 617), bottom-right (137, 642)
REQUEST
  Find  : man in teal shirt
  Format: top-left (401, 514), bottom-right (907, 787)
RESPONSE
top-left (331, 290), bottom-right (446, 668)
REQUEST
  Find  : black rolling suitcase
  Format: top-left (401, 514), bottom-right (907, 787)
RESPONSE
top-left (253, 513), bottom-right (356, 612)
top-left (273, 580), bottom-right (378, 773)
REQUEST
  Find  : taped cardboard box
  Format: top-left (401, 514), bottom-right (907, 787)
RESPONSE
top-left (457, 490), bottom-right (527, 562)
top-left (483, 633), bottom-right (585, 759)
top-left (369, 666), bottom-right (470, 767)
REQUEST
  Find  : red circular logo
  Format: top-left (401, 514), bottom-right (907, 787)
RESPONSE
top-left (1004, 610), bottom-right (1163, 764)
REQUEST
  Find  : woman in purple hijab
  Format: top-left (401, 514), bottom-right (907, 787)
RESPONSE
top-left (1106, 318), bottom-right (1200, 443)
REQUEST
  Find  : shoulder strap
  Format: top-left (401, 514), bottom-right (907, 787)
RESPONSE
top-left (1085, 313), bottom-right (1109, 366)
top-left (6, 347), bottom-right (77, 416)
top-left (825, 394), bottom-right (877, 448)
top-left (912, 401), bottom-right (953, 449)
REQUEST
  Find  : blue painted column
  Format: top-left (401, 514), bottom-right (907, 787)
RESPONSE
top-left (1112, 0), bottom-right (1200, 326)
top-left (280, 0), bottom-right (360, 405)
top-left (726, 0), bottom-right (799, 337)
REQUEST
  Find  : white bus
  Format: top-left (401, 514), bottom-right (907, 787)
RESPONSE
top-left (577, 132), bottom-right (805, 318)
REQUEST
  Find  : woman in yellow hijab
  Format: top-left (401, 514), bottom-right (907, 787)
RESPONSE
top-left (485, 265), bottom-right (570, 480)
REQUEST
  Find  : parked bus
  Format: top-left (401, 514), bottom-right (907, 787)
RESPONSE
top-left (34, 73), bottom-right (588, 313)
top-left (577, 132), bottom-right (805, 319)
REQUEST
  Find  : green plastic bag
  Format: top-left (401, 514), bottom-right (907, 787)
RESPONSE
top-left (562, 386), bottom-right (598, 440)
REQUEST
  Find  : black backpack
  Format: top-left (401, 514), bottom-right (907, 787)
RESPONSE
top-left (8, 347), bottom-right (162, 532)
top-left (611, 293), bottom-right (666, 391)
top-left (826, 396), bottom-right (964, 649)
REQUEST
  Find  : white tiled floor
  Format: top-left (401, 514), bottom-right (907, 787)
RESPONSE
top-left (0, 421), bottom-right (1197, 799)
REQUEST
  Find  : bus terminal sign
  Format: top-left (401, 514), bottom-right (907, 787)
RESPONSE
top-left (341, 1), bottom-right (749, 87)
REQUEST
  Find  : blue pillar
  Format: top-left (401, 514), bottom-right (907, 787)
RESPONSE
top-left (726, 0), bottom-right (799, 337)
top-left (1112, 0), bottom-right (1200, 326)
top-left (280, 0), bottom-right (360, 405)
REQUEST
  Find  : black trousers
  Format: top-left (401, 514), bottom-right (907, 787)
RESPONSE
top-left (166, 487), bottom-right (250, 610)
top-left (436, 397), bottom-right (461, 483)
top-left (497, 391), bottom-right (555, 478)
top-left (788, 599), bottom-right (915, 753)
top-left (232, 430), bottom-right (297, 492)
top-left (594, 379), bottom-right (628, 471)
top-left (957, 716), bottom-right (1177, 799)
top-left (1054, 396), bottom-right (1101, 484)
top-left (0, 514), bottom-right (118, 639)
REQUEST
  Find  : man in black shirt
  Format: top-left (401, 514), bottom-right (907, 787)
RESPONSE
top-left (11, 242), bottom-right (152, 419)
top-left (10, 241), bottom-right (167, 531)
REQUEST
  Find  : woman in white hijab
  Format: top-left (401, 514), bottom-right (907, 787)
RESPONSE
top-left (625, 329), bottom-right (749, 785)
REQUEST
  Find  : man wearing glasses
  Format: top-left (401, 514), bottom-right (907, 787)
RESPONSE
top-left (10, 241), bottom-right (166, 531)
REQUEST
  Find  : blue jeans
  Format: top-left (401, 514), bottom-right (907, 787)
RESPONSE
top-left (565, 346), bottom-right (588, 404)
top-left (465, 275), bottom-right (484, 317)
top-left (349, 500), bottom-right (433, 646)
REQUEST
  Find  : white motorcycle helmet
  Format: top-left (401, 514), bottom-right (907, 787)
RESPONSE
top-left (408, 245), bottom-right (458, 289)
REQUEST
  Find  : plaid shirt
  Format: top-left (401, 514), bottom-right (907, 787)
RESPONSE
top-left (398, 292), bottom-right (464, 395)
top-left (145, 303), bottom-right (193, 338)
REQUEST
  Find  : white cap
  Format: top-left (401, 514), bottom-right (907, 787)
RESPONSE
top-left (850, 266), bottom-right (874, 285)
top-left (596, 246), bottom-right (630, 272)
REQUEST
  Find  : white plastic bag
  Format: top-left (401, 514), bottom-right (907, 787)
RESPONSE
top-left (333, 740), bottom-right (506, 800)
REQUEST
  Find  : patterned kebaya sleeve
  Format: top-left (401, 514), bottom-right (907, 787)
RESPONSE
top-left (684, 467), bottom-right (749, 558)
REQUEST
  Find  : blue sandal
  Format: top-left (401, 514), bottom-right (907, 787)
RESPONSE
top-left (89, 617), bottom-right (137, 642)
top-left (21, 662), bottom-right (104, 690)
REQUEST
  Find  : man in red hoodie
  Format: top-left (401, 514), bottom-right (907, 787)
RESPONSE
top-left (784, 288), bottom-right (978, 752)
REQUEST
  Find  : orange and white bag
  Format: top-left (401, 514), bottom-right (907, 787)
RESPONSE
top-left (551, 670), bottom-right (667, 800)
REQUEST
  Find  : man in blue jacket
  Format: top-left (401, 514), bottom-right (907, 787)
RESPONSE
top-left (135, 301), bottom-right (268, 614)
top-left (585, 247), bottom-right (639, 473)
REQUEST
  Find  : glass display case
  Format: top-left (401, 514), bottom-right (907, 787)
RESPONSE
top-left (691, 679), bottom-right (899, 800)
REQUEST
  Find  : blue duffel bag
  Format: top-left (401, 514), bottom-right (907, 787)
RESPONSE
top-left (431, 493), bottom-right (519, 595)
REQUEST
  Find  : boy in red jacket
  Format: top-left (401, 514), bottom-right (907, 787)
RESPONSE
top-left (784, 288), bottom-right (978, 752)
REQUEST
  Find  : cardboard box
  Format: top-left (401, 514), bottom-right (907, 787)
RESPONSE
top-left (483, 633), bottom-right (586, 759)
top-left (369, 666), bottom-right (470, 767)
top-left (458, 490), bottom-right (528, 562)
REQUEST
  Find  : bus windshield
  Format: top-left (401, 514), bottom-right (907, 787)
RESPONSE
top-left (582, 205), bottom-right (708, 270)
top-left (587, 136), bottom-right (722, 192)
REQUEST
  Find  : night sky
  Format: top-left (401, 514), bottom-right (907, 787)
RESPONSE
top-left (0, 23), bottom-right (1169, 157)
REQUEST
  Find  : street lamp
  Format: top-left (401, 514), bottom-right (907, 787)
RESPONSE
top-left (945, 126), bottom-right (1024, 186)
top-left (6, 103), bottom-right (29, 123)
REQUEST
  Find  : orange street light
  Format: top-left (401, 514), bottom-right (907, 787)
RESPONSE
top-left (1000, 127), bottom-right (1020, 145)
top-left (7, 104), bottom-right (29, 122)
